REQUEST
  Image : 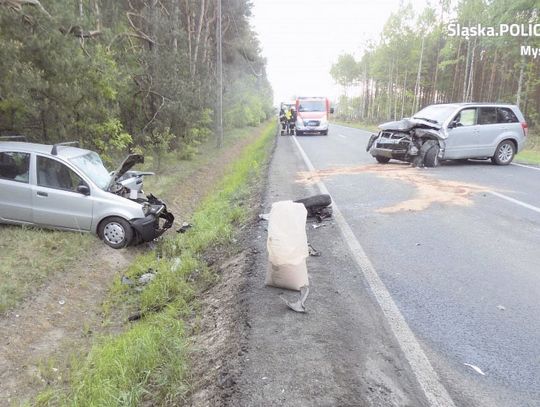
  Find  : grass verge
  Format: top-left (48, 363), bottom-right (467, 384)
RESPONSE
top-left (0, 227), bottom-right (94, 313)
top-left (34, 122), bottom-right (276, 406)
top-left (515, 130), bottom-right (540, 165)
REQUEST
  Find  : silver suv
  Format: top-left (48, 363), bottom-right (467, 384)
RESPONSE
top-left (0, 139), bottom-right (174, 248)
top-left (367, 103), bottom-right (528, 167)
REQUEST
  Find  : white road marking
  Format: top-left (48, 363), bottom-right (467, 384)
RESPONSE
top-left (512, 162), bottom-right (540, 172)
top-left (489, 191), bottom-right (540, 214)
top-left (291, 135), bottom-right (456, 407)
top-left (338, 134), bottom-right (346, 139)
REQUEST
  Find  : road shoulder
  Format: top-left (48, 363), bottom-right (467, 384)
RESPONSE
top-left (230, 134), bottom-right (429, 407)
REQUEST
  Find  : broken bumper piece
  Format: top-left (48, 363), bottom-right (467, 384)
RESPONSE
top-left (130, 209), bottom-right (174, 242)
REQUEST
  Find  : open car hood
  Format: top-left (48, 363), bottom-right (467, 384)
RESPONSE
top-left (378, 118), bottom-right (442, 132)
top-left (113, 154), bottom-right (144, 180)
top-left (106, 154), bottom-right (144, 190)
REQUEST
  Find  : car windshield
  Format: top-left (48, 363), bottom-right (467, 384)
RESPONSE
top-left (69, 152), bottom-right (111, 190)
top-left (413, 105), bottom-right (458, 124)
top-left (298, 100), bottom-right (325, 112)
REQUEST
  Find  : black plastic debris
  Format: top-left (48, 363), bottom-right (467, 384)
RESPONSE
top-left (177, 222), bottom-right (192, 233)
top-left (294, 194), bottom-right (333, 221)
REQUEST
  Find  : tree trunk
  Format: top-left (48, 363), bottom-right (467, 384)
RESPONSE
top-left (413, 36), bottom-right (425, 114)
top-left (516, 57), bottom-right (525, 107)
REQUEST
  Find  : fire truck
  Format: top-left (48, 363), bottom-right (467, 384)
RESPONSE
top-left (295, 97), bottom-right (334, 136)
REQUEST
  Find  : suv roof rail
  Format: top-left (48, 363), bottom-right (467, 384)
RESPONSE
top-left (51, 141), bottom-right (80, 156)
top-left (0, 135), bottom-right (28, 142)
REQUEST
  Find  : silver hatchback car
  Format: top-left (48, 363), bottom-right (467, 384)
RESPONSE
top-left (0, 139), bottom-right (174, 248)
top-left (367, 103), bottom-right (528, 167)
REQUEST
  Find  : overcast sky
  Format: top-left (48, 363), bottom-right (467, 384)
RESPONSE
top-left (250, 0), bottom-right (427, 105)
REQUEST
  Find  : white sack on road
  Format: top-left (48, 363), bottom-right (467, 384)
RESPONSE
top-left (265, 201), bottom-right (309, 291)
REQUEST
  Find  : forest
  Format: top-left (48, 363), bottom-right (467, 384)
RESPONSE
top-left (0, 0), bottom-right (273, 162)
top-left (330, 0), bottom-right (540, 127)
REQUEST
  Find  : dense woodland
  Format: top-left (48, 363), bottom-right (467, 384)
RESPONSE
top-left (331, 0), bottom-right (540, 127)
top-left (0, 0), bottom-right (273, 162)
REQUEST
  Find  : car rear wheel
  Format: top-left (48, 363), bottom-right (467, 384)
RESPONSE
top-left (424, 144), bottom-right (440, 167)
top-left (98, 216), bottom-right (133, 249)
top-left (492, 140), bottom-right (515, 165)
top-left (321, 130), bottom-right (328, 136)
top-left (375, 156), bottom-right (391, 164)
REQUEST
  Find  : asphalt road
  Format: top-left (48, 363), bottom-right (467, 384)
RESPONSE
top-left (291, 123), bottom-right (540, 406)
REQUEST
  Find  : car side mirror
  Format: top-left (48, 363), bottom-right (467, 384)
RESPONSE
top-left (330, 107), bottom-right (334, 114)
top-left (77, 184), bottom-right (90, 195)
top-left (448, 121), bottom-right (458, 129)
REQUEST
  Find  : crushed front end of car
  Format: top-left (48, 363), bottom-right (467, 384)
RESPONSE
top-left (108, 154), bottom-right (175, 243)
top-left (366, 118), bottom-right (445, 167)
top-left (131, 194), bottom-right (175, 243)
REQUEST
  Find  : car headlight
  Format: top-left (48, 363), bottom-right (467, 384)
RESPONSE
top-left (319, 117), bottom-right (328, 126)
top-left (296, 118), bottom-right (304, 126)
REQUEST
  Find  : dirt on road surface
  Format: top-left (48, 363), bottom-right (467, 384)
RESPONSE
top-left (297, 163), bottom-right (489, 213)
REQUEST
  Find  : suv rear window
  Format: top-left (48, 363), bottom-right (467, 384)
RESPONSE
top-left (0, 152), bottom-right (30, 183)
top-left (497, 108), bottom-right (518, 123)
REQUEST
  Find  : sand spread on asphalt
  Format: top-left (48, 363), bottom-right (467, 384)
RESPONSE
top-left (296, 164), bottom-right (489, 213)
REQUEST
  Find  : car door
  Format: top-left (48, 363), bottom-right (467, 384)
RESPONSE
top-left (0, 151), bottom-right (33, 223)
top-left (444, 107), bottom-right (481, 159)
top-left (476, 107), bottom-right (501, 155)
top-left (32, 155), bottom-right (93, 231)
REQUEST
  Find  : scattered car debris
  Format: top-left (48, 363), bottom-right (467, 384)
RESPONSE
top-left (172, 257), bottom-right (182, 272)
top-left (139, 272), bottom-right (156, 284)
top-left (464, 363), bottom-right (486, 376)
top-left (294, 194), bottom-right (333, 221)
top-left (258, 213), bottom-right (270, 221)
top-left (497, 305), bottom-right (506, 311)
top-left (58, 299), bottom-right (65, 305)
top-left (128, 312), bottom-right (142, 321)
top-left (308, 243), bottom-right (321, 257)
top-left (121, 275), bottom-right (135, 286)
top-left (281, 285), bottom-right (310, 313)
top-left (177, 222), bottom-right (192, 233)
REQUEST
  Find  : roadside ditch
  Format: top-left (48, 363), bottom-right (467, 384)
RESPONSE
top-left (0, 122), bottom-right (276, 406)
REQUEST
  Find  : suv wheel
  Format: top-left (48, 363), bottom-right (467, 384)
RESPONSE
top-left (375, 156), bottom-right (391, 164)
top-left (424, 144), bottom-right (440, 167)
top-left (492, 140), bottom-right (515, 165)
top-left (98, 217), bottom-right (133, 249)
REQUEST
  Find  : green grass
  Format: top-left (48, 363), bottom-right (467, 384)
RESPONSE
top-left (515, 130), bottom-right (540, 165)
top-left (35, 122), bottom-right (276, 406)
top-left (0, 227), bottom-right (94, 313)
top-left (142, 126), bottom-right (260, 199)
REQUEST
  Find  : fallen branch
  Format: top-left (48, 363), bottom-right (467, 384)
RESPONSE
top-left (0, 0), bottom-right (51, 17)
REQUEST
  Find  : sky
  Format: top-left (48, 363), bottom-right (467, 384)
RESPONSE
top-left (250, 0), bottom-right (427, 105)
